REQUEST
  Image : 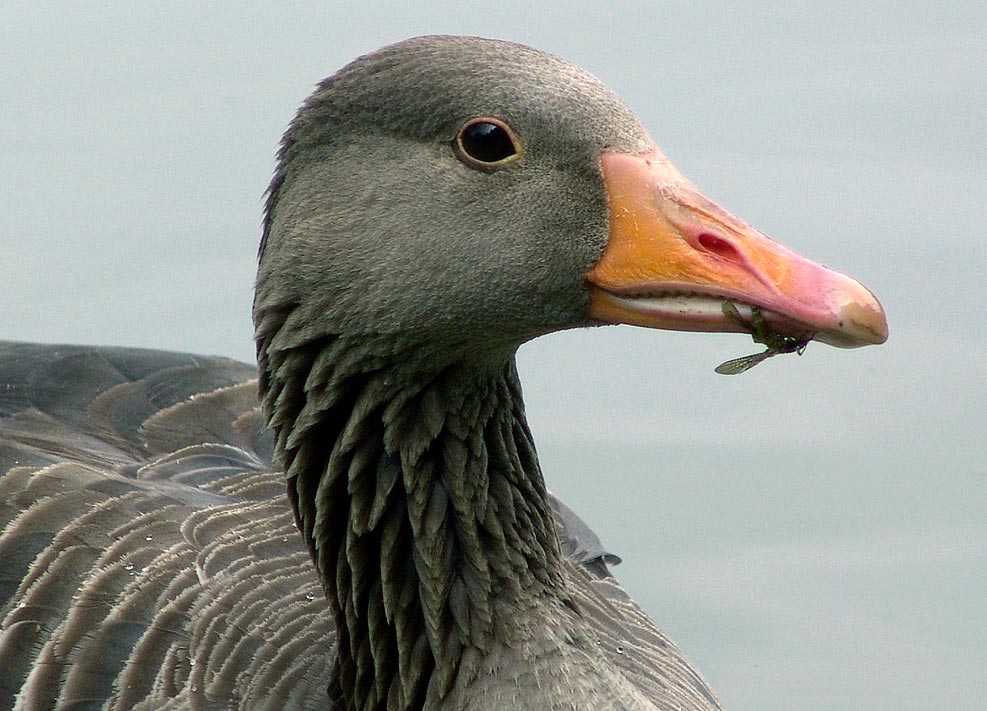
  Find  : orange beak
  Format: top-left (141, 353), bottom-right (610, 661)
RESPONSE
top-left (586, 149), bottom-right (888, 348)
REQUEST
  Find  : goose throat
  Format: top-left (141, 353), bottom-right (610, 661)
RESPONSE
top-left (255, 330), bottom-right (567, 709)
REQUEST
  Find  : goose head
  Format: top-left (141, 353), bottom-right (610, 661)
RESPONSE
top-left (256, 35), bottom-right (887, 363)
top-left (252, 35), bottom-right (887, 711)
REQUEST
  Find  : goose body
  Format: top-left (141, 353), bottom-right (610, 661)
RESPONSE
top-left (0, 36), bottom-right (886, 710)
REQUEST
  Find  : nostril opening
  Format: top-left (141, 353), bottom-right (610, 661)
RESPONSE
top-left (698, 232), bottom-right (741, 262)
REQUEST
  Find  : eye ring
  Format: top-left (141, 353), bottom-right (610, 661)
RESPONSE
top-left (454, 117), bottom-right (522, 171)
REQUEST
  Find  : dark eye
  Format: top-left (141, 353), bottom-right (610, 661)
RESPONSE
top-left (454, 118), bottom-right (521, 170)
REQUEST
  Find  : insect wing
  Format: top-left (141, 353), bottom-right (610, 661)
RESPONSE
top-left (714, 350), bottom-right (774, 375)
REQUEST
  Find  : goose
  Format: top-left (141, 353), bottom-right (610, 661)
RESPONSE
top-left (0, 35), bottom-right (887, 711)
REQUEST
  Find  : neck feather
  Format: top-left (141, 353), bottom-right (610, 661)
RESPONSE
top-left (256, 325), bottom-right (566, 710)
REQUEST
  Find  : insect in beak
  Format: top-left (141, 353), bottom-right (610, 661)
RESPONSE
top-left (714, 301), bottom-right (813, 375)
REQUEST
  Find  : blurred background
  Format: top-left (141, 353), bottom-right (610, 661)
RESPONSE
top-left (3, 3), bottom-right (985, 708)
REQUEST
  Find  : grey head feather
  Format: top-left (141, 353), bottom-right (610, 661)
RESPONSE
top-left (257, 35), bottom-right (654, 354)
